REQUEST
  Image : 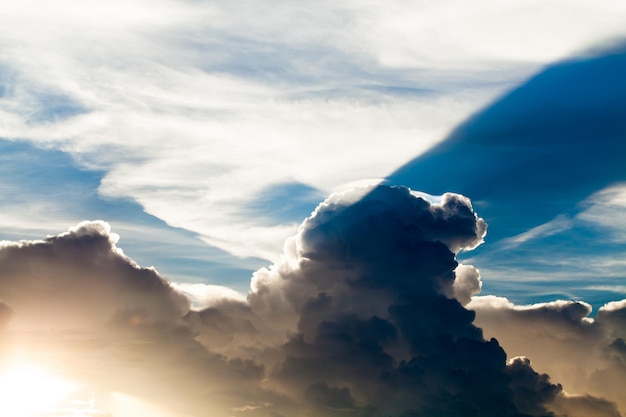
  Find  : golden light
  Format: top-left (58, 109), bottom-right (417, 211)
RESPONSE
top-left (0, 362), bottom-right (80, 417)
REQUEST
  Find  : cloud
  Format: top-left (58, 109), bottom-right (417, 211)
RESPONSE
top-left (0, 221), bottom-right (265, 415)
top-left (0, 185), bottom-right (623, 416)
top-left (497, 215), bottom-right (574, 250)
top-left (171, 282), bottom-right (246, 309)
top-left (551, 393), bottom-right (622, 417)
top-left (578, 183), bottom-right (626, 242)
top-left (505, 356), bottom-right (563, 416)
top-left (0, 0), bottom-right (484, 260)
top-left (469, 295), bottom-right (626, 413)
top-left (0, 302), bottom-right (13, 332)
top-left (242, 185), bottom-right (574, 416)
top-left (586, 285), bottom-right (626, 294)
top-left (2, 1), bottom-right (625, 261)
top-left (445, 262), bottom-right (483, 306)
top-left (0, 220), bottom-right (189, 331)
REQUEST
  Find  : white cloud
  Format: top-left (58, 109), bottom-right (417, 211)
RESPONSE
top-left (585, 285), bottom-right (626, 294)
top-left (1, 0), bottom-right (625, 259)
top-left (172, 282), bottom-right (246, 310)
top-left (578, 183), bottom-right (626, 242)
top-left (359, 0), bottom-right (626, 68)
top-left (497, 215), bottom-right (574, 249)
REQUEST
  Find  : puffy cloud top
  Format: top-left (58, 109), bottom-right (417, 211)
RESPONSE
top-left (244, 186), bottom-right (562, 416)
top-left (250, 186), bottom-right (486, 330)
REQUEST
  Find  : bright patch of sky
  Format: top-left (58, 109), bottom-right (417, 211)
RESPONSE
top-left (0, 0), bottom-right (625, 308)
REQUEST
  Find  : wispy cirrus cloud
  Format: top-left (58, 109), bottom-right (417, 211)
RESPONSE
top-left (497, 215), bottom-right (574, 250)
top-left (2, 0), bottom-right (625, 260)
top-left (577, 183), bottom-right (626, 242)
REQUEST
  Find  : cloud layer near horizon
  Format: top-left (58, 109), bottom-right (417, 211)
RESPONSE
top-left (1, 185), bottom-right (624, 416)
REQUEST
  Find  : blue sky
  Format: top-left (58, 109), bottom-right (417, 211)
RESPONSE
top-left (389, 45), bottom-right (626, 309)
top-left (0, 1), bottom-right (626, 415)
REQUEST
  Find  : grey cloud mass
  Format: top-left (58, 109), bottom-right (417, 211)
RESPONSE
top-left (469, 297), bottom-right (626, 414)
top-left (0, 221), bottom-right (189, 331)
top-left (0, 185), bottom-right (623, 416)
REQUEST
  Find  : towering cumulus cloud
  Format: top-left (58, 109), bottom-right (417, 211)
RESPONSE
top-left (0, 186), bottom-right (623, 416)
top-left (245, 185), bottom-right (561, 416)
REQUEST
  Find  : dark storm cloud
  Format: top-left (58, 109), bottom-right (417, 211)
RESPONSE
top-left (506, 357), bottom-right (562, 416)
top-left (0, 186), bottom-right (622, 416)
top-left (244, 185), bottom-right (569, 417)
top-left (249, 187), bottom-right (486, 330)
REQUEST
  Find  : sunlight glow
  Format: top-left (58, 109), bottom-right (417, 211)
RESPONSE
top-left (0, 363), bottom-right (79, 417)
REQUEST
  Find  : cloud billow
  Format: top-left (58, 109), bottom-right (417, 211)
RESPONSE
top-left (0, 220), bottom-right (266, 415)
top-left (469, 297), bottom-right (626, 416)
top-left (0, 220), bottom-right (189, 331)
top-left (0, 185), bottom-right (623, 416)
top-left (248, 185), bottom-right (563, 416)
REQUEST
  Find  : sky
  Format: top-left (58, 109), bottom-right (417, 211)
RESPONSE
top-left (0, 0), bottom-right (625, 416)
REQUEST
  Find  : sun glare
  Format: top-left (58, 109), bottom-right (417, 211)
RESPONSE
top-left (0, 363), bottom-right (79, 417)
